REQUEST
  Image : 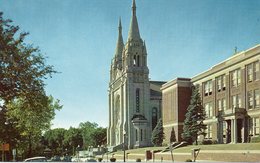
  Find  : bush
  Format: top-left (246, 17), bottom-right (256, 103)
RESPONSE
top-left (202, 139), bottom-right (213, 145)
top-left (110, 157), bottom-right (116, 162)
top-left (136, 158), bottom-right (141, 162)
top-left (185, 159), bottom-right (193, 162)
top-left (97, 158), bottom-right (103, 162)
top-left (251, 136), bottom-right (260, 143)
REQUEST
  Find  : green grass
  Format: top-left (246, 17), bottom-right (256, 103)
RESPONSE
top-left (113, 143), bottom-right (260, 155)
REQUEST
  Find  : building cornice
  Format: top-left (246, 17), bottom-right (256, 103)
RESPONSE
top-left (161, 78), bottom-right (191, 90)
top-left (191, 44), bottom-right (260, 82)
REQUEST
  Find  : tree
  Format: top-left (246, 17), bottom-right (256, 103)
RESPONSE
top-left (182, 85), bottom-right (207, 145)
top-left (63, 127), bottom-right (83, 155)
top-left (170, 127), bottom-right (176, 143)
top-left (7, 96), bottom-right (62, 157)
top-left (44, 128), bottom-right (66, 155)
top-left (151, 118), bottom-right (164, 146)
top-left (0, 12), bottom-right (56, 103)
top-left (92, 127), bottom-right (107, 147)
top-left (0, 12), bottom-right (60, 158)
top-left (79, 121), bottom-right (98, 149)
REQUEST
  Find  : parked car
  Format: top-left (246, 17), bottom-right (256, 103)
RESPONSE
top-left (51, 155), bottom-right (61, 161)
top-left (24, 156), bottom-right (47, 162)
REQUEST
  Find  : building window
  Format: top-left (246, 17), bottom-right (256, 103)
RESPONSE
top-left (223, 121), bottom-right (227, 138)
top-left (231, 69), bottom-right (241, 87)
top-left (205, 102), bottom-right (213, 118)
top-left (247, 64), bottom-right (253, 82)
top-left (133, 55), bottom-right (136, 66)
top-left (216, 75), bottom-right (226, 92)
top-left (223, 99), bottom-right (226, 111)
top-left (248, 61), bottom-right (259, 82)
top-left (140, 129), bottom-right (143, 141)
top-left (223, 75), bottom-right (226, 90)
top-left (217, 98), bottom-right (226, 111)
top-left (205, 125), bottom-right (212, 139)
top-left (248, 89), bottom-right (260, 110)
top-left (136, 89), bottom-right (140, 112)
top-left (136, 129), bottom-right (138, 141)
top-left (255, 89), bottom-right (260, 108)
top-left (255, 118), bottom-right (260, 135)
top-left (144, 129), bottom-right (146, 141)
top-left (232, 94), bottom-right (241, 109)
top-left (248, 91), bottom-right (254, 109)
top-left (254, 62), bottom-right (259, 80)
top-left (249, 117), bottom-right (260, 136)
top-left (204, 80), bottom-right (212, 96)
top-left (137, 55), bottom-right (140, 67)
top-left (217, 99), bottom-right (221, 111)
top-left (249, 118), bottom-right (253, 136)
top-left (152, 107), bottom-right (158, 130)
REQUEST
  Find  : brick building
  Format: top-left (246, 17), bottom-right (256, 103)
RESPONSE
top-left (162, 44), bottom-right (260, 144)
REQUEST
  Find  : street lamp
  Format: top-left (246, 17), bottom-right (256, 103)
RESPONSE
top-left (76, 145), bottom-right (80, 161)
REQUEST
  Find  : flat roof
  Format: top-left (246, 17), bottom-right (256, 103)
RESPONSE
top-left (191, 44), bottom-right (260, 82)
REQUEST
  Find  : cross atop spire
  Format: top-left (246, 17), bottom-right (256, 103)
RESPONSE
top-left (128, 0), bottom-right (141, 41)
top-left (119, 17), bottom-right (122, 31)
top-left (132, 0), bottom-right (136, 16)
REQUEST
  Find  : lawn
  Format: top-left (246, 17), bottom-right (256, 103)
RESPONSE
top-left (113, 143), bottom-right (260, 155)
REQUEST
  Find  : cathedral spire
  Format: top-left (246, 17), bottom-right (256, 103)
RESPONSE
top-left (115, 18), bottom-right (124, 59)
top-left (143, 40), bottom-right (147, 53)
top-left (128, 0), bottom-right (141, 41)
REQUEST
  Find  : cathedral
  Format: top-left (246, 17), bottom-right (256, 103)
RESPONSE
top-left (108, 0), bottom-right (260, 150)
top-left (107, 0), bottom-right (165, 149)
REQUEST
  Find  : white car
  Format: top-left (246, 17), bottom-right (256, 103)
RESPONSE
top-left (24, 156), bottom-right (47, 162)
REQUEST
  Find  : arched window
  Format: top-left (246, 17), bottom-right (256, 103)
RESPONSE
top-left (133, 55), bottom-right (136, 66)
top-left (137, 55), bottom-right (140, 67)
top-left (152, 107), bottom-right (158, 130)
top-left (136, 89), bottom-right (140, 113)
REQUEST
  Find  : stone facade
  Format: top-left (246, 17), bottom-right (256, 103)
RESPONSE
top-left (108, 0), bottom-right (165, 150)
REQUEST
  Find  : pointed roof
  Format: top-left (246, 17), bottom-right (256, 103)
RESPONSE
top-left (115, 18), bottom-right (124, 58)
top-left (128, 0), bottom-right (141, 41)
top-left (143, 40), bottom-right (147, 53)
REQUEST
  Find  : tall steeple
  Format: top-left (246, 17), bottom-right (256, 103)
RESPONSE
top-left (115, 18), bottom-right (124, 59)
top-left (128, 0), bottom-right (141, 41)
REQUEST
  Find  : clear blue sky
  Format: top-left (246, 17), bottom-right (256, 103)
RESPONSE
top-left (1, 0), bottom-right (260, 129)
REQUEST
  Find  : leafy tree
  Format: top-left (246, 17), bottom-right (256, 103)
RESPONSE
top-left (7, 96), bottom-right (62, 157)
top-left (44, 128), bottom-right (66, 155)
top-left (79, 121), bottom-right (98, 149)
top-left (170, 127), bottom-right (176, 143)
top-left (182, 85), bottom-right (207, 145)
top-left (0, 12), bottom-right (60, 158)
top-left (92, 127), bottom-right (107, 147)
top-left (0, 12), bottom-right (56, 103)
top-left (63, 127), bottom-right (83, 155)
top-left (151, 118), bottom-right (164, 146)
